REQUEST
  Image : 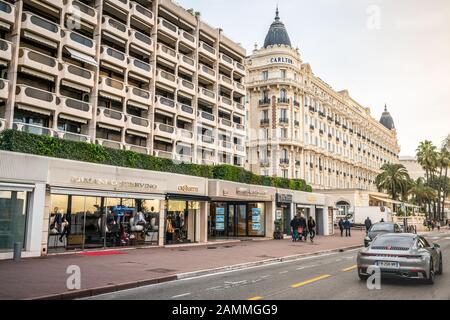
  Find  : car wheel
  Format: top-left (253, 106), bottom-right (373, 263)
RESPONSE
top-left (426, 260), bottom-right (435, 285)
top-left (437, 253), bottom-right (443, 275)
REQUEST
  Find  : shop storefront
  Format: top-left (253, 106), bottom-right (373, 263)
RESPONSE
top-left (208, 180), bottom-right (276, 239)
top-left (292, 191), bottom-right (332, 236)
top-left (276, 193), bottom-right (293, 235)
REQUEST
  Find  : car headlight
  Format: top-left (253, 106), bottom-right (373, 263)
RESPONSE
top-left (364, 236), bottom-right (371, 241)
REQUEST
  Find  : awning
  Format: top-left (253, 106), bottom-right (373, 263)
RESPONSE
top-left (99, 91), bottom-right (122, 102)
top-left (23, 31), bottom-right (57, 49)
top-left (50, 187), bottom-right (165, 200)
top-left (61, 79), bottom-right (91, 93)
top-left (64, 47), bottom-right (98, 67)
top-left (0, 182), bottom-right (35, 192)
top-left (370, 195), bottom-right (402, 205)
top-left (166, 193), bottom-right (210, 201)
top-left (126, 129), bottom-right (148, 138)
top-left (20, 66), bottom-right (55, 82)
top-left (59, 113), bottom-right (88, 124)
top-left (97, 123), bottom-right (121, 132)
top-left (127, 100), bottom-right (149, 110)
top-left (154, 108), bottom-right (175, 118)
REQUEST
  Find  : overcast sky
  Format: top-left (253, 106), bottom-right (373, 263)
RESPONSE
top-left (177, 0), bottom-right (450, 156)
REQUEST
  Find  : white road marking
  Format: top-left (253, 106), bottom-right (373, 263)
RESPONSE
top-left (279, 271), bottom-right (288, 274)
top-left (261, 275), bottom-right (272, 278)
top-left (205, 286), bottom-right (222, 291)
top-left (172, 292), bottom-right (191, 298)
top-left (335, 259), bottom-right (342, 262)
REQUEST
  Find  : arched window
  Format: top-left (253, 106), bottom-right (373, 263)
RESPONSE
top-left (280, 89), bottom-right (286, 100)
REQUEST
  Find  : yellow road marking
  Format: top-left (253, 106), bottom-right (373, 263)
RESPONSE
top-left (291, 274), bottom-right (332, 288)
top-left (248, 296), bottom-right (263, 300)
top-left (341, 265), bottom-right (357, 272)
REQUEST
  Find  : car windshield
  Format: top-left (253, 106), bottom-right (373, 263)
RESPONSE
top-left (370, 223), bottom-right (394, 232)
top-left (371, 236), bottom-right (414, 249)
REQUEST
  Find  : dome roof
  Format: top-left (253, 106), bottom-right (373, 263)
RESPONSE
top-left (380, 104), bottom-right (395, 130)
top-left (263, 6), bottom-right (292, 48)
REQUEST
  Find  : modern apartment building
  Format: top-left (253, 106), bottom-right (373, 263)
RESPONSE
top-left (0, 0), bottom-right (247, 166)
top-left (246, 8), bottom-right (400, 191)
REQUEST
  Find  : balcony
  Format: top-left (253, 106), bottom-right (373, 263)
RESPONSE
top-left (0, 0), bottom-right (15, 26)
top-left (39, 0), bottom-right (64, 10)
top-left (124, 144), bottom-right (150, 155)
top-left (219, 53), bottom-right (234, 69)
top-left (155, 69), bottom-right (176, 88)
top-left (12, 122), bottom-right (55, 137)
top-left (130, 30), bottom-right (153, 52)
top-left (66, 0), bottom-right (98, 26)
top-left (127, 115), bottom-right (150, 133)
top-left (277, 97), bottom-right (290, 104)
top-left (197, 134), bottom-right (215, 146)
top-left (234, 123), bottom-right (245, 133)
top-left (197, 87), bottom-right (216, 104)
top-left (178, 54), bottom-right (196, 73)
top-left (15, 85), bottom-right (58, 111)
top-left (153, 149), bottom-right (173, 160)
top-left (102, 16), bottom-right (128, 41)
top-left (174, 153), bottom-right (192, 163)
top-left (0, 79), bottom-right (8, 100)
top-left (280, 158), bottom-right (290, 165)
top-left (279, 118), bottom-right (289, 124)
top-left (96, 138), bottom-right (123, 150)
top-left (100, 45), bottom-right (127, 68)
top-left (59, 97), bottom-right (92, 120)
top-left (60, 63), bottom-right (95, 88)
top-left (219, 74), bottom-right (233, 90)
top-left (105, 0), bottom-right (129, 13)
top-left (234, 144), bottom-right (245, 154)
top-left (234, 61), bottom-right (245, 76)
top-left (98, 76), bottom-right (126, 99)
top-left (197, 110), bottom-right (215, 125)
top-left (0, 39), bottom-right (11, 62)
top-left (201, 158), bottom-right (216, 166)
top-left (18, 48), bottom-right (58, 77)
top-left (128, 57), bottom-right (152, 79)
top-left (198, 64), bottom-right (216, 82)
top-left (154, 122), bottom-right (176, 140)
top-left (21, 12), bottom-right (61, 45)
top-left (234, 81), bottom-right (245, 95)
top-left (97, 107), bottom-right (126, 128)
top-left (154, 95), bottom-right (176, 112)
top-left (294, 120), bottom-right (300, 127)
top-left (260, 118), bottom-right (269, 125)
top-left (218, 118), bottom-right (233, 130)
top-left (260, 159), bottom-right (270, 167)
top-left (218, 140), bottom-right (232, 151)
top-left (199, 42), bottom-right (216, 60)
top-left (177, 103), bottom-right (195, 119)
top-left (157, 17), bottom-right (178, 39)
top-left (259, 98), bottom-right (271, 106)
top-left (179, 30), bottom-right (196, 49)
top-left (156, 43), bottom-right (177, 63)
top-left (219, 96), bottom-right (233, 109)
top-left (127, 86), bottom-right (152, 107)
top-left (130, 1), bottom-right (154, 26)
top-left (178, 79), bottom-right (195, 96)
top-left (234, 102), bottom-right (245, 114)
top-left (63, 30), bottom-right (96, 57)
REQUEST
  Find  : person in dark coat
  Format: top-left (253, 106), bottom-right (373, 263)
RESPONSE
top-left (343, 218), bottom-right (351, 237)
top-left (364, 217), bottom-right (372, 232)
top-left (290, 216), bottom-right (300, 242)
top-left (298, 215), bottom-right (307, 241)
top-left (307, 216), bottom-right (316, 243)
top-left (338, 218), bottom-right (344, 237)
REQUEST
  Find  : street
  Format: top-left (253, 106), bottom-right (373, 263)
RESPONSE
top-left (88, 231), bottom-right (450, 300)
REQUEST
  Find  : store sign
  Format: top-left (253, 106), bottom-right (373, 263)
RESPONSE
top-left (307, 195), bottom-right (317, 202)
top-left (177, 185), bottom-right (199, 193)
top-left (236, 187), bottom-right (268, 198)
top-left (270, 57), bottom-right (293, 64)
top-left (70, 176), bottom-right (158, 190)
top-left (276, 193), bottom-right (293, 204)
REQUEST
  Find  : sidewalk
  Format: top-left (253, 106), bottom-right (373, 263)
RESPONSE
top-left (0, 230), bottom-right (365, 300)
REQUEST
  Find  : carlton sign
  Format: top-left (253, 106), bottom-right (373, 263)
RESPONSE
top-left (270, 57), bottom-right (293, 64)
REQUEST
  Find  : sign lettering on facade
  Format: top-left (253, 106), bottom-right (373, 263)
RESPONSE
top-left (270, 57), bottom-right (293, 64)
top-left (70, 176), bottom-right (158, 190)
top-left (177, 185), bottom-right (199, 193)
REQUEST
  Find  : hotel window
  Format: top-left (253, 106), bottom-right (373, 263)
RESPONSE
top-left (281, 149), bottom-right (288, 159)
top-left (280, 69), bottom-right (286, 79)
top-left (280, 128), bottom-right (288, 139)
top-left (262, 70), bottom-right (268, 80)
top-left (280, 108), bottom-right (287, 119)
top-left (261, 109), bottom-right (268, 120)
top-left (282, 169), bottom-right (288, 178)
top-left (280, 89), bottom-right (287, 100)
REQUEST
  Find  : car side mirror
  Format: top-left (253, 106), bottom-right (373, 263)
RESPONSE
top-left (433, 243), bottom-right (440, 249)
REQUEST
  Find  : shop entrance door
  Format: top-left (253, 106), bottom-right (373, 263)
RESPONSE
top-left (226, 204), bottom-right (247, 237)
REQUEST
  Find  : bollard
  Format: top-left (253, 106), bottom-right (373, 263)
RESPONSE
top-left (13, 242), bottom-right (22, 261)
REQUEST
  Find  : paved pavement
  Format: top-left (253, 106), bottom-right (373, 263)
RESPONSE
top-left (0, 230), bottom-right (365, 299)
top-left (88, 231), bottom-right (450, 300)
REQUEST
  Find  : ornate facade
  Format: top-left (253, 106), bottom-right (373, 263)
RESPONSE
top-left (246, 8), bottom-right (400, 191)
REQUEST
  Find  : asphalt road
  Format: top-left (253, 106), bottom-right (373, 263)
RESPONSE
top-left (88, 231), bottom-right (450, 300)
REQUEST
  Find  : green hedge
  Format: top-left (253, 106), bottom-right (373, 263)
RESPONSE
top-left (0, 129), bottom-right (312, 192)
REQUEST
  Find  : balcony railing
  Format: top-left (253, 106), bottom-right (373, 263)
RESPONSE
top-left (130, 29), bottom-right (153, 51)
top-left (61, 62), bottom-right (95, 87)
top-left (158, 17), bottom-right (178, 37)
top-left (127, 86), bottom-right (151, 106)
top-left (219, 118), bottom-right (232, 127)
top-left (279, 118), bottom-right (289, 124)
top-left (259, 98), bottom-right (270, 105)
top-left (156, 95), bottom-right (176, 109)
top-left (130, 1), bottom-right (154, 25)
top-left (15, 85), bottom-right (58, 111)
top-left (157, 43), bottom-right (176, 58)
top-left (277, 97), bottom-right (290, 104)
top-left (0, 39), bottom-right (11, 61)
top-left (198, 134), bottom-right (215, 144)
top-left (62, 30), bottom-right (96, 56)
top-left (179, 30), bottom-right (196, 47)
top-left (18, 47), bottom-right (58, 75)
top-left (179, 104), bottom-right (194, 115)
top-left (100, 45), bottom-right (126, 66)
top-left (0, 0), bottom-right (15, 25)
top-left (61, 96), bottom-right (91, 113)
top-left (22, 12), bottom-right (60, 42)
top-left (0, 79), bottom-right (8, 100)
top-left (280, 158), bottom-right (290, 165)
top-left (102, 15), bottom-right (128, 40)
top-left (67, 0), bottom-right (98, 25)
top-left (198, 110), bottom-right (215, 122)
top-left (153, 149), bottom-right (173, 160)
top-left (199, 41), bottom-right (216, 58)
top-left (260, 118), bottom-right (269, 125)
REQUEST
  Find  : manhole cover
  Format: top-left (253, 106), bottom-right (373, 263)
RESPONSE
top-left (146, 268), bottom-right (177, 273)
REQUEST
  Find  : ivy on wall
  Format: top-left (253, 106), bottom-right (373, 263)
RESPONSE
top-left (0, 130), bottom-right (312, 192)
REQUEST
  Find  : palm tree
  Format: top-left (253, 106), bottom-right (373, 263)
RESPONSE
top-left (436, 148), bottom-right (450, 220)
top-left (416, 140), bottom-right (438, 217)
top-left (408, 178), bottom-right (437, 214)
top-left (375, 163), bottom-right (411, 200)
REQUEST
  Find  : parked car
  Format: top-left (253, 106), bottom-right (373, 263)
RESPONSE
top-left (364, 222), bottom-right (403, 247)
top-left (357, 233), bottom-right (443, 284)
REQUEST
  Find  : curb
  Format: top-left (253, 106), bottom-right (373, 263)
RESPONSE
top-left (30, 243), bottom-right (362, 300)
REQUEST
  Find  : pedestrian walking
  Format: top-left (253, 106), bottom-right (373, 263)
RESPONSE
top-left (290, 216), bottom-right (300, 242)
top-left (431, 219), bottom-right (435, 231)
top-left (436, 220), bottom-right (441, 232)
top-left (364, 216), bottom-right (372, 232)
top-left (338, 218), bottom-right (344, 237)
top-left (344, 217), bottom-right (351, 237)
top-left (298, 215), bottom-right (307, 241)
top-left (307, 216), bottom-right (316, 243)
